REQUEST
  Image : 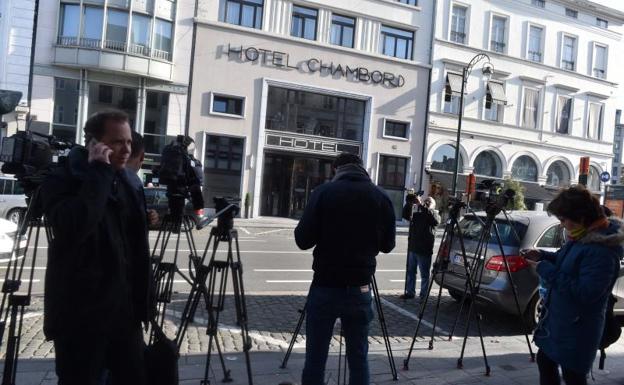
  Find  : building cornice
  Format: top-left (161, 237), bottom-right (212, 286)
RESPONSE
top-left (194, 19), bottom-right (432, 71)
top-left (550, 0), bottom-right (624, 22)
top-left (435, 39), bottom-right (619, 88)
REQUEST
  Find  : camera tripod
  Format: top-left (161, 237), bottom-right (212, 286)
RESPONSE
top-left (280, 275), bottom-right (398, 381)
top-left (174, 219), bottom-right (253, 385)
top-left (150, 192), bottom-right (202, 338)
top-left (0, 184), bottom-right (50, 385)
top-left (402, 199), bottom-right (534, 375)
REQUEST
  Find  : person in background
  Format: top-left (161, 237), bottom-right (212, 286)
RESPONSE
top-left (400, 196), bottom-right (440, 301)
top-left (294, 152), bottom-right (396, 385)
top-left (126, 130), bottom-right (157, 227)
top-left (522, 186), bottom-right (622, 385)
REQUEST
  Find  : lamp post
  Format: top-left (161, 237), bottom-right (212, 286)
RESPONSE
top-left (450, 53), bottom-right (494, 197)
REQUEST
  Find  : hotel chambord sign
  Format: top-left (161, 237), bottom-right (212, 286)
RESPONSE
top-left (224, 44), bottom-right (406, 88)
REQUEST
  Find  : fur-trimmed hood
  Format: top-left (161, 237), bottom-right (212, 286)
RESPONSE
top-left (579, 217), bottom-right (624, 247)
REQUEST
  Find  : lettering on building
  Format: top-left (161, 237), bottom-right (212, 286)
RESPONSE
top-left (265, 132), bottom-right (361, 155)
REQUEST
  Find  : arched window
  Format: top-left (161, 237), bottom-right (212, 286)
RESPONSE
top-left (588, 166), bottom-right (601, 191)
top-left (473, 151), bottom-right (502, 177)
top-left (546, 161), bottom-right (571, 187)
top-left (511, 155), bottom-right (538, 182)
top-left (431, 144), bottom-right (464, 173)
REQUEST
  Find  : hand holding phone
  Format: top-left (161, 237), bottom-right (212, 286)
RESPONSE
top-left (520, 249), bottom-right (541, 262)
top-left (87, 138), bottom-right (113, 165)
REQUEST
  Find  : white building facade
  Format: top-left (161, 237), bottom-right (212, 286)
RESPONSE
top-left (190, 0), bottom-right (434, 218)
top-left (427, 0), bottom-right (624, 206)
top-left (0, 0), bottom-right (35, 137)
top-left (28, 0), bottom-right (195, 175)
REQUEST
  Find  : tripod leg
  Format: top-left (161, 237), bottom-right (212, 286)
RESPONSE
top-left (230, 263), bottom-right (253, 384)
top-left (337, 327), bottom-right (343, 385)
top-left (370, 276), bottom-right (398, 380)
top-left (280, 303), bottom-right (307, 369)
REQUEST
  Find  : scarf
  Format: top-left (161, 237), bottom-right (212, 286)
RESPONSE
top-left (566, 216), bottom-right (609, 241)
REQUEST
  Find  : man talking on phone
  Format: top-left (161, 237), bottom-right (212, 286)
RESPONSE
top-left (42, 109), bottom-right (152, 385)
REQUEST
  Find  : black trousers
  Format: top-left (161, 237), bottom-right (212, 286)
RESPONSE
top-left (54, 324), bottom-right (146, 385)
top-left (537, 349), bottom-right (587, 385)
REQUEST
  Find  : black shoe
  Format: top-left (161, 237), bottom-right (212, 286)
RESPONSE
top-left (400, 293), bottom-right (415, 299)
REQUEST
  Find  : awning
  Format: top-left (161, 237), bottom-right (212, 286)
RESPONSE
top-left (427, 170), bottom-right (556, 202)
top-left (446, 73), bottom-right (464, 96)
top-left (487, 82), bottom-right (507, 105)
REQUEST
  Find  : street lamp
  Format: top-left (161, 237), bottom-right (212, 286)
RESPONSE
top-left (449, 53), bottom-right (494, 197)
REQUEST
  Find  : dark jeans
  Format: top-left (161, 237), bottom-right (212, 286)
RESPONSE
top-left (405, 251), bottom-right (432, 298)
top-left (537, 349), bottom-right (587, 385)
top-left (54, 324), bottom-right (146, 385)
top-left (302, 285), bottom-right (374, 385)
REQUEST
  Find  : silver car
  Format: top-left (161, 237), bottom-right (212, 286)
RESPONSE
top-left (0, 177), bottom-right (26, 224)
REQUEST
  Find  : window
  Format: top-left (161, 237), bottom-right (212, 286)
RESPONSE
top-left (153, 19), bottom-right (173, 60)
top-left (98, 85), bottom-right (113, 103)
top-left (59, 4), bottom-right (80, 44)
top-left (431, 144), bottom-right (463, 173)
top-left (219, 0), bottom-right (264, 29)
top-left (265, 87), bottom-right (366, 141)
top-left (378, 155), bottom-right (408, 219)
top-left (397, 0), bottom-right (417, 5)
top-left (546, 161), bottom-right (571, 187)
top-left (587, 102), bottom-right (604, 140)
top-left (474, 151), bottom-right (502, 177)
top-left (53, 78), bottom-right (80, 143)
top-left (597, 18), bottom-right (608, 29)
top-left (204, 135), bottom-right (244, 206)
top-left (450, 5), bottom-right (467, 44)
top-left (511, 155), bottom-right (538, 182)
top-left (588, 166), bottom-right (601, 191)
top-left (291, 6), bottom-right (317, 40)
top-left (556, 96), bottom-right (572, 134)
top-left (593, 44), bottom-right (607, 79)
top-left (561, 35), bottom-right (576, 71)
top-left (384, 120), bottom-right (409, 139)
top-left (528, 25), bottom-right (543, 62)
top-left (82, 7), bottom-right (104, 46)
top-left (212, 95), bottom-right (244, 116)
top-left (490, 16), bottom-right (506, 53)
top-left (380, 25), bottom-right (413, 60)
top-left (88, 82), bottom-right (137, 128)
top-left (105, 9), bottom-right (128, 50)
top-left (485, 82), bottom-right (506, 122)
top-left (330, 14), bottom-right (355, 48)
top-left (536, 225), bottom-right (563, 248)
top-left (143, 91), bottom-right (171, 160)
top-left (531, 0), bottom-right (545, 8)
top-left (130, 13), bottom-right (151, 55)
top-left (444, 72), bottom-right (463, 115)
top-left (565, 8), bottom-right (578, 18)
top-left (522, 88), bottom-right (540, 129)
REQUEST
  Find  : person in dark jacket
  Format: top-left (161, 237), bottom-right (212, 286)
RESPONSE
top-left (400, 195), bottom-right (440, 300)
top-left (523, 186), bottom-right (622, 385)
top-left (42, 110), bottom-right (152, 385)
top-left (295, 152), bottom-right (396, 385)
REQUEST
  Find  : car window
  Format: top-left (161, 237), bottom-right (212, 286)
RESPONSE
top-left (536, 225), bottom-right (560, 248)
top-left (458, 216), bottom-right (527, 247)
top-left (0, 179), bottom-right (6, 194)
top-left (13, 182), bottom-right (23, 195)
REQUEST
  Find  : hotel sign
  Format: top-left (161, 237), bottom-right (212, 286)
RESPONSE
top-left (225, 44), bottom-right (405, 88)
top-left (265, 131), bottom-right (361, 156)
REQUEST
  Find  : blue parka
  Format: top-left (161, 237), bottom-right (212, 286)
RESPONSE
top-left (534, 218), bottom-right (623, 374)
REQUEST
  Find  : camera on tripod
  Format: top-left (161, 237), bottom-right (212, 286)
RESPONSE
top-left (474, 179), bottom-right (515, 210)
top-left (158, 135), bottom-right (205, 217)
top-left (213, 197), bottom-right (240, 236)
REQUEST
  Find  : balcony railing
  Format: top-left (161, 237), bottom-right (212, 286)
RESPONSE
top-left (562, 60), bottom-right (576, 71)
top-left (450, 31), bottom-right (466, 44)
top-left (528, 50), bottom-right (542, 62)
top-left (490, 40), bottom-right (506, 53)
top-left (57, 36), bottom-right (172, 62)
top-left (593, 68), bottom-right (606, 79)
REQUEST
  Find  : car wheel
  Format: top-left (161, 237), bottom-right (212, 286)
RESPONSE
top-left (524, 294), bottom-right (542, 329)
top-left (7, 208), bottom-right (24, 225)
top-left (448, 289), bottom-right (465, 302)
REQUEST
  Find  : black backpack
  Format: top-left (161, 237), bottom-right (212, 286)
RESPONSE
top-left (598, 293), bottom-right (622, 370)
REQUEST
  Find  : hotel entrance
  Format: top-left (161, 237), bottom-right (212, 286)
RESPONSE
top-left (261, 152), bottom-right (334, 218)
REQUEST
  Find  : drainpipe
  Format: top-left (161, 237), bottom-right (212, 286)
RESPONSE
top-left (184, 0), bottom-right (199, 137)
top-left (417, 0), bottom-right (437, 191)
top-left (26, 0), bottom-right (40, 130)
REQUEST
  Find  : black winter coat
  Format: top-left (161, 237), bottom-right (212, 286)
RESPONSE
top-left (294, 164), bottom-right (396, 287)
top-left (41, 148), bottom-right (152, 340)
top-left (404, 203), bottom-right (440, 255)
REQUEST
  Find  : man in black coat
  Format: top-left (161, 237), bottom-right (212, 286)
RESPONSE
top-left (295, 153), bottom-right (396, 385)
top-left (400, 195), bottom-right (440, 301)
top-left (42, 110), bottom-right (152, 385)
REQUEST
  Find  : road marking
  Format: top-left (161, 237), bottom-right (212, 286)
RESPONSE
top-left (238, 227), bottom-right (251, 235)
top-left (377, 296), bottom-right (448, 335)
top-left (0, 279), bottom-right (40, 283)
top-left (254, 229), bottom-right (291, 235)
top-left (254, 269), bottom-right (404, 273)
top-left (0, 266), bottom-right (47, 270)
top-left (266, 280), bottom-right (312, 283)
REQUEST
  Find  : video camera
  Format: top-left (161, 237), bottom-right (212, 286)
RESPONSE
top-left (405, 188), bottom-right (425, 205)
top-left (158, 135), bottom-right (205, 216)
top-left (474, 179), bottom-right (515, 209)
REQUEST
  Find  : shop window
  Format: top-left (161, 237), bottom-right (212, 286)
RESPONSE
top-left (52, 77), bottom-right (80, 143)
top-left (204, 135), bottom-right (244, 207)
top-left (378, 155), bottom-right (408, 219)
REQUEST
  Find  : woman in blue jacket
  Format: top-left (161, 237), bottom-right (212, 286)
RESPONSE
top-left (524, 186), bottom-right (622, 385)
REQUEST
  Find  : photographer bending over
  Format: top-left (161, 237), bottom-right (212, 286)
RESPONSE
top-left (42, 110), bottom-right (152, 385)
top-left (523, 186), bottom-right (622, 385)
top-left (295, 153), bottom-right (396, 385)
top-left (401, 195), bottom-right (440, 301)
